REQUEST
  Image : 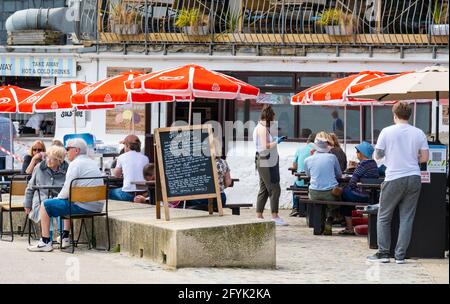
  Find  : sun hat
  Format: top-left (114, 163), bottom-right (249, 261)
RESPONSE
top-left (312, 138), bottom-right (331, 153)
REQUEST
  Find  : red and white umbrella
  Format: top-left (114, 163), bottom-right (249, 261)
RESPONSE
top-left (125, 64), bottom-right (260, 100)
top-left (0, 85), bottom-right (34, 113)
top-left (125, 64), bottom-right (259, 124)
top-left (19, 81), bottom-right (90, 113)
top-left (291, 71), bottom-right (402, 146)
top-left (0, 85), bottom-right (35, 166)
top-left (71, 71), bottom-right (176, 107)
top-left (291, 71), bottom-right (386, 105)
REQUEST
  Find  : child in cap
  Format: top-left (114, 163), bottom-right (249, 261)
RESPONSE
top-left (340, 141), bottom-right (379, 235)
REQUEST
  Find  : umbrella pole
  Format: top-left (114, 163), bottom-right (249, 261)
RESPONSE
top-left (435, 92), bottom-right (440, 143)
top-left (188, 101), bottom-right (192, 126)
top-left (344, 106), bottom-right (347, 153)
top-left (371, 103), bottom-right (374, 145)
top-left (73, 109), bottom-right (77, 134)
top-left (9, 113), bottom-right (14, 169)
top-left (131, 105), bottom-right (135, 134)
top-left (359, 105), bottom-right (362, 143)
top-left (413, 101), bottom-right (417, 126)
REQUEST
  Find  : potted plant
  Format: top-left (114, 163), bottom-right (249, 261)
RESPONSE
top-left (317, 8), bottom-right (354, 36)
top-left (430, 0), bottom-right (449, 36)
top-left (225, 11), bottom-right (241, 33)
top-left (110, 4), bottom-right (142, 35)
top-left (175, 8), bottom-right (209, 35)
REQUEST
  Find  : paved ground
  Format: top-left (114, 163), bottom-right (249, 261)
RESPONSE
top-left (0, 209), bottom-right (447, 284)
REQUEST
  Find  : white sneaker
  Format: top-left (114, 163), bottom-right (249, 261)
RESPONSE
top-left (56, 236), bottom-right (71, 249)
top-left (395, 259), bottom-right (406, 264)
top-left (28, 239), bottom-right (53, 252)
top-left (272, 217), bottom-right (289, 226)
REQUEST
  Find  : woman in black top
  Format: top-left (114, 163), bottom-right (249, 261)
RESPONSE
top-left (22, 140), bottom-right (46, 174)
top-left (328, 133), bottom-right (347, 172)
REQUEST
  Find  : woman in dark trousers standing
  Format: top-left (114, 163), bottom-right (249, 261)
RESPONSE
top-left (253, 105), bottom-right (288, 226)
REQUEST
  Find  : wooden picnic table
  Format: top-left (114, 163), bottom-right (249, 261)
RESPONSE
top-left (0, 169), bottom-right (22, 177)
top-left (131, 180), bottom-right (156, 204)
top-left (295, 173), bottom-right (353, 184)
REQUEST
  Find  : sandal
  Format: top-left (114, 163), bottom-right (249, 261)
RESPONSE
top-left (338, 228), bottom-right (355, 235)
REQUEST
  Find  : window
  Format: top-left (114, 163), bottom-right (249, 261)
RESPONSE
top-left (299, 106), bottom-right (361, 141)
top-left (247, 76), bottom-right (294, 88)
top-left (248, 92), bottom-right (295, 138)
top-left (364, 104), bottom-right (431, 142)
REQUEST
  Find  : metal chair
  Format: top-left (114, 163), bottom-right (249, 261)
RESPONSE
top-left (61, 177), bottom-right (110, 253)
top-left (0, 174), bottom-right (30, 242)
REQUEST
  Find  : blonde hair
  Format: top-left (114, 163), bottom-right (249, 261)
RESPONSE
top-left (46, 146), bottom-right (65, 164)
top-left (315, 131), bottom-right (330, 143)
top-left (328, 133), bottom-right (341, 149)
top-left (51, 139), bottom-right (64, 147)
top-left (28, 140), bottom-right (46, 156)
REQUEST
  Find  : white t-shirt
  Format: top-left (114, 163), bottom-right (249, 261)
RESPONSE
top-left (116, 151), bottom-right (149, 192)
top-left (376, 123), bottom-right (429, 182)
top-left (252, 122), bottom-right (274, 153)
top-left (26, 114), bottom-right (44, 130)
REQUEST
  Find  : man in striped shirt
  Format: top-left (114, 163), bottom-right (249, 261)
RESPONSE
top-left (340, 141), bottom-right (379, 235)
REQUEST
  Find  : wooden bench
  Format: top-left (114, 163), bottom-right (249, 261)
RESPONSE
top-left (225, 204), bottom-right (253, 215)
top-left (301, 199), bottom-right (369, 235)
top-left (225, 178), bottom-right (252, 215)
top-left (287, 185), bottom-right (309, 216)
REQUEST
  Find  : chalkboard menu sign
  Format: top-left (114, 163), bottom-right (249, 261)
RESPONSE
top-left (154, 125), bottom-right (223, 220)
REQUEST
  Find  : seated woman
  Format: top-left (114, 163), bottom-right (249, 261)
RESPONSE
top-left (22, 140), bottom-right (47, 174)
top-left (133, 164), bottom-right (156, 204)
top-left (327, 132), bottom-right (347, 172)
top-left (23, 145), bottom-right (68, 223)
top-left (304, 137), bottom-right (342, 235)
top-left (184, 139), bottom-right (231, 211)
top-left (340, 141), bottom-right (379, 235)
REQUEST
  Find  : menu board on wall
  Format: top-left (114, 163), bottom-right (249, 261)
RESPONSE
top-left (105, 67), bottom-right (152, 135)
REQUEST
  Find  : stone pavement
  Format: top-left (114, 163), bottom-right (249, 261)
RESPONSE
top-left (0, 209), bottom-right (447, 284)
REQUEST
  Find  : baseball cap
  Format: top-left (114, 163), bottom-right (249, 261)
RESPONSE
top-left (355, 141), bottom-right (374, 159)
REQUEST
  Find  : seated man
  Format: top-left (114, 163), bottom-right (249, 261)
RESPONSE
top-left (290, 133), bottom-right (316, 216)
top-left (109, 135), bottom-right (149, 202)
top-left (304, 138), bottom-right (342, 235)
top-left (28, 138), bottom-right (104, 252)
top-left (340, 141), bottom-right (379, 235)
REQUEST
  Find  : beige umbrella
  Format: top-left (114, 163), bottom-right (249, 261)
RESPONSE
top-left (349, 65), bottom-right (449, 143)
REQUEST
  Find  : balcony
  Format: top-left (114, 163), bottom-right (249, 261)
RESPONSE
top-left (79, 0), bottom-right (449, 47)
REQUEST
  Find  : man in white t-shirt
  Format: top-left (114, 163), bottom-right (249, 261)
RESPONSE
top-left (25, 113), bottom-right (45, 134)
top-left (109, 134), bottom-right (149, 202)
top-left (367, 102), bottom-right (429, 264)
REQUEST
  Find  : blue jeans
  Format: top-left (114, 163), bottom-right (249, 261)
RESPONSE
top-left (341, 187), bottom-right (370, 217)
top-left (108, 188), bottom-right (135, 202)
top-left (43, 198), bottom-right (93, 217)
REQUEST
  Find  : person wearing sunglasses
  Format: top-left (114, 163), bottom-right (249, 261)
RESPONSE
top-left (22, 140), bottom-right (47, 174)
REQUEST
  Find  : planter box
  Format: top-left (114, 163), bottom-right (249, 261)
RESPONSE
top-left (430, 24), bottom-right (449, 36)
top-left (324, 24), bottom-right (353, 36)
top-left (182, 25), bottom-right (209, 36)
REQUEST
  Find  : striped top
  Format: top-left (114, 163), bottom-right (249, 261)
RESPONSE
top-left (348, 159), bottom-right (379, 190)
